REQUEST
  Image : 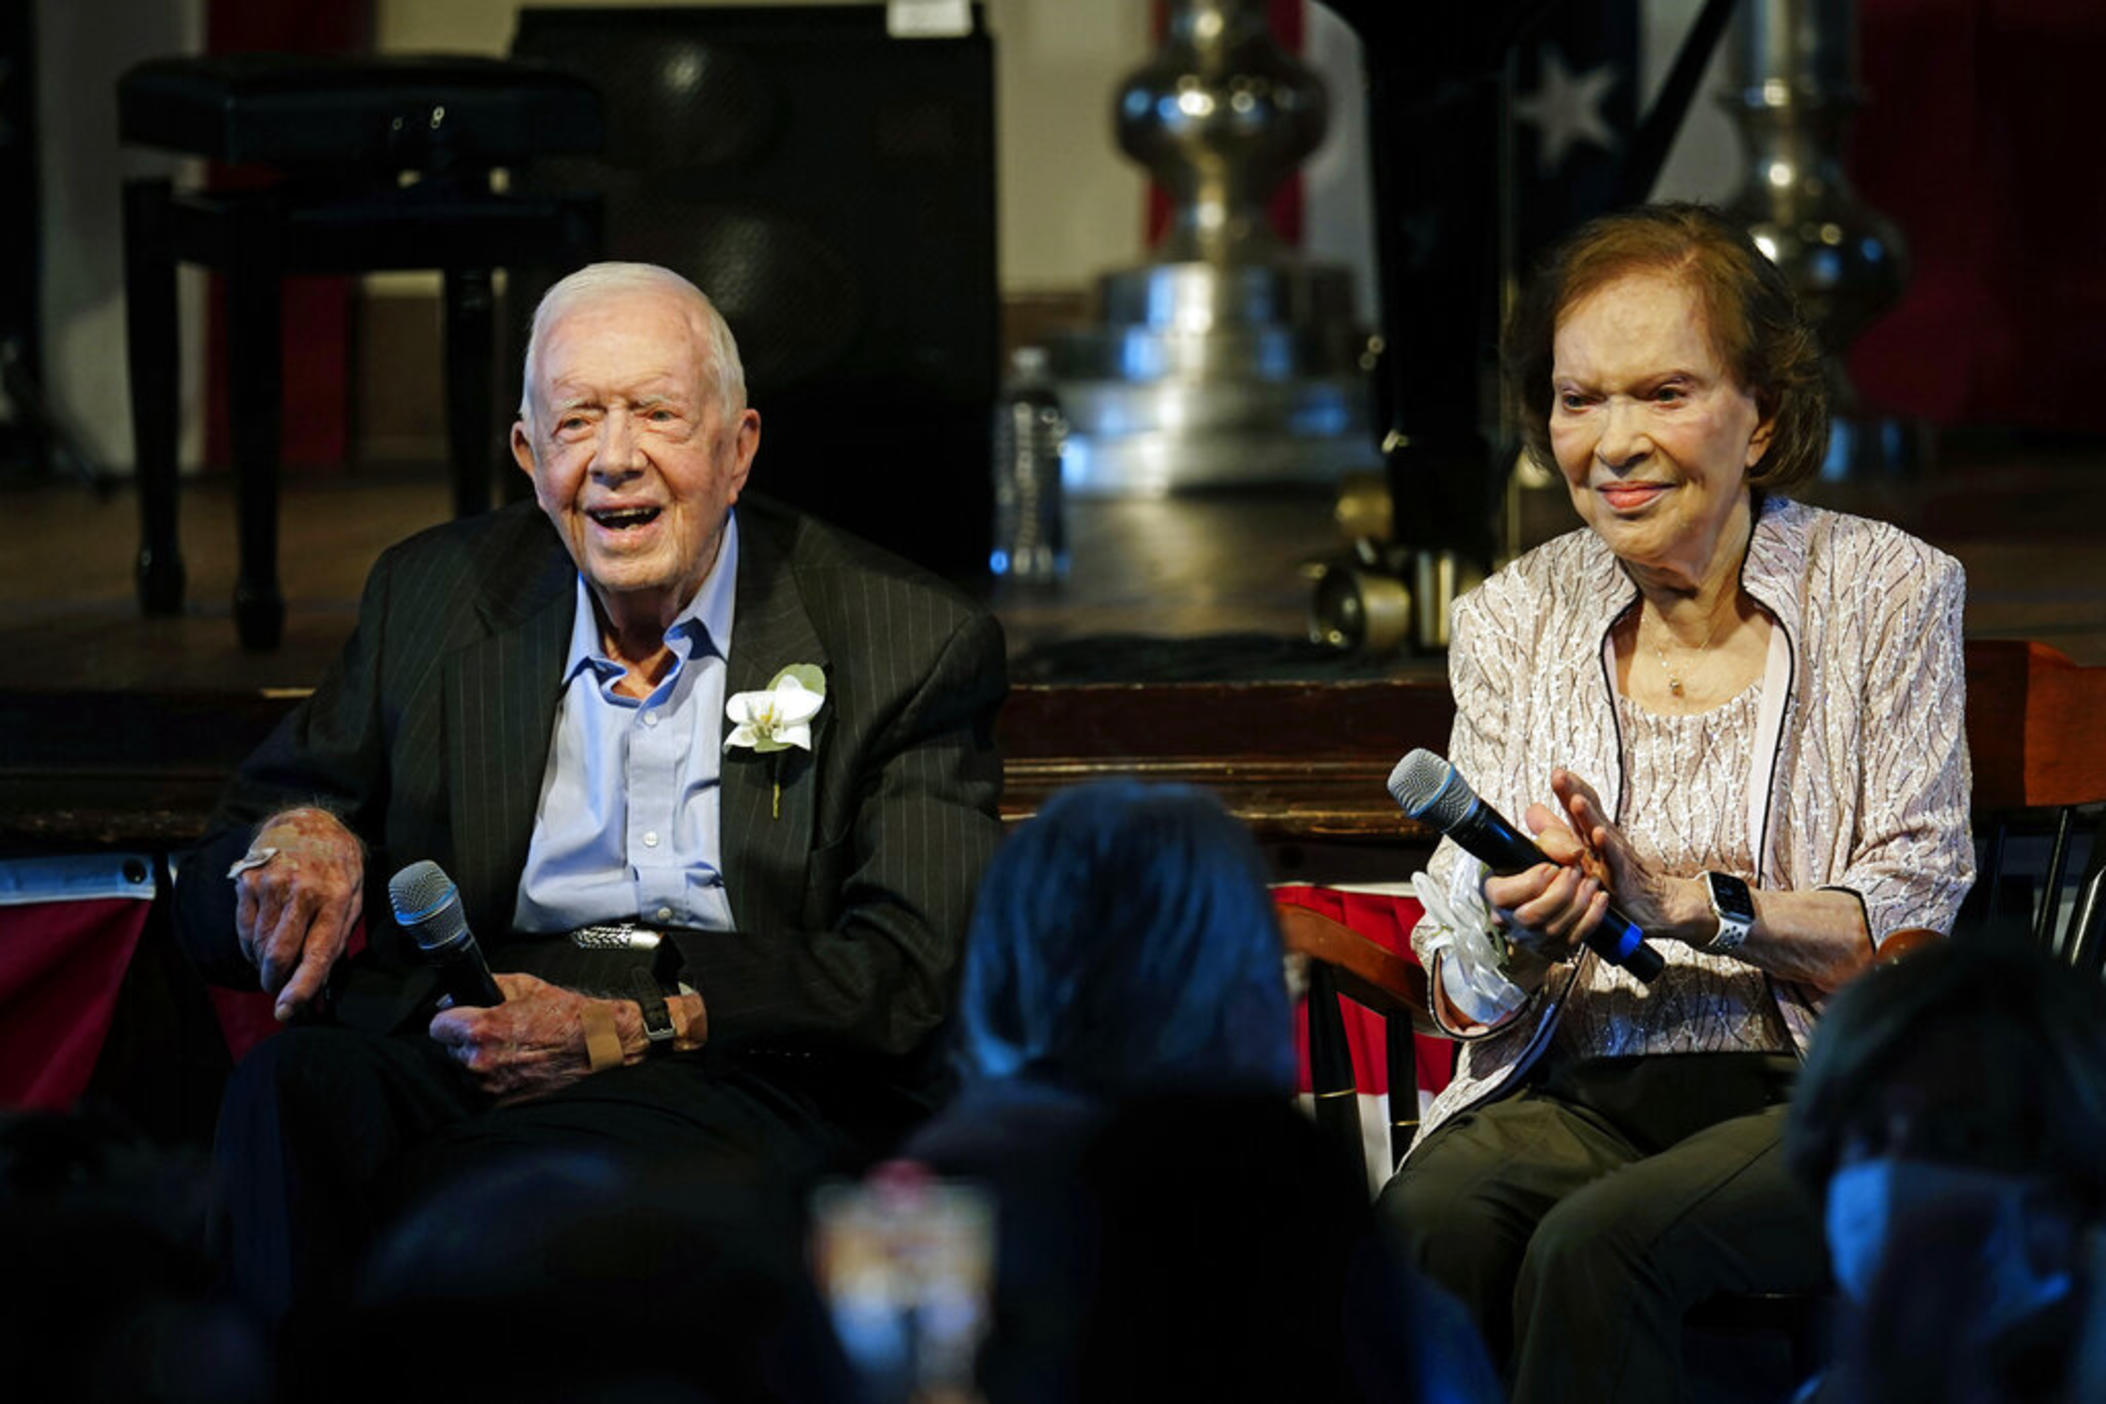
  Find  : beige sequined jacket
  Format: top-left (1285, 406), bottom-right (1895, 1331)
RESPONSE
top-left (1406, 496), bottom-right (1973, 1153)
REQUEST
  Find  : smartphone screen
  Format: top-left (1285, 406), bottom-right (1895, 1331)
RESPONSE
top-left (810, 1164), bottom-right (996, 1404)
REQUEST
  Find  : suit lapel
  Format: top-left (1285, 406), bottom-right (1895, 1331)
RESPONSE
top-left (446, 533), bottom-right (576, 938)
top-left (722, 508), bottom-right (830, 934)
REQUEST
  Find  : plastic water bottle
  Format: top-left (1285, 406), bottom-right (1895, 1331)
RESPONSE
top-left (990, 346), bottom-right (1068, 584)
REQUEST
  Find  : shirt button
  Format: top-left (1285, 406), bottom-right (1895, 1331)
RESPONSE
top-left (656, 906), bottom-right (673, 921)
top-left (642, 831), bottom-right (660, 848)
top-left (643, 711), bottom-right (660, 727)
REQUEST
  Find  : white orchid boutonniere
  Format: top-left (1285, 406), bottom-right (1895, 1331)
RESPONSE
top-left (725, 664), bottom-right (826, 818)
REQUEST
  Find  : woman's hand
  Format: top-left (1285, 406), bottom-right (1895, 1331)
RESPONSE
top-left (1482, 768), bottom-right (1711, 962)
top-left (1482, 797), bottom-right (1611, 965)
top-left (1484, 769), bottom-right (1881, 987)
top-left (1548, 768), bottom-right (1712, 940)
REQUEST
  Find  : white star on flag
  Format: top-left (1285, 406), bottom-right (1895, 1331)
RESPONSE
top-left (1513, 45), bottom-right (1621, 175)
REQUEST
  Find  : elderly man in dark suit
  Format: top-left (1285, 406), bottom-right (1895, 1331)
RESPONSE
top-left (176, 262), bottom-right (1006, 1320)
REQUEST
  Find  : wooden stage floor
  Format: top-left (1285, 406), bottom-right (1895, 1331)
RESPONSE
top-left (0, 436), bottom-right (2098, 862)
top-left (1, 438), bottom-right (2101, 696)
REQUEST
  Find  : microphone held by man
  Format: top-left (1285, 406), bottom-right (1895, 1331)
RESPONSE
top-left (387, 860), bottom-right (505, 1007)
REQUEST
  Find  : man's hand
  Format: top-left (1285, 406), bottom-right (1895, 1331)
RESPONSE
top-left (234, 807), bottom-right (363, 1021)
top-left (426, 973), bottom-right (709, 1102)
top-left (426, 972), bottom-right (614, 1102)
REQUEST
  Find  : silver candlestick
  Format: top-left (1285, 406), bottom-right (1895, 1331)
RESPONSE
top-left (1721, 0), bottom-right (1915, 476)
top-left (1048, 0), bottom-right (1379, 497)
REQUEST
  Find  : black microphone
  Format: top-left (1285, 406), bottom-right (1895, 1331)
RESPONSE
top-left (388, 860), bottom-right (505, 1007)
top-left (1387, 749), bottom-right (1665, 983)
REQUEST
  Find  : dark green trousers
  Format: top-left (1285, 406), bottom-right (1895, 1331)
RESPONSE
top-left (1375, 1052), bottom-right (1825, 1404)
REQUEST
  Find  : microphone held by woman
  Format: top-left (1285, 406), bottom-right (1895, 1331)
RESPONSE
top-left (1388, 748), bottom-right (1664, 983)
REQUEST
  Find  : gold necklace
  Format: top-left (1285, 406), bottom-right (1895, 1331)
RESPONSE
top-left (1650, 605), bottom-right (1733, 698)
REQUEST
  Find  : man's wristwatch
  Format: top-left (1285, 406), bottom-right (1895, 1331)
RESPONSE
top-left (1701, 872), bottom-right (1757, 953)
top-left (627, 967), bottom-right (677, 1052)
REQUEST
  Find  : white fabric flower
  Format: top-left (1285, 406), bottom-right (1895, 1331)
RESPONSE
top-left (725, 674), bottom-right (825, 754)
top-left (1412, 856), bottom-right (1529, 1027)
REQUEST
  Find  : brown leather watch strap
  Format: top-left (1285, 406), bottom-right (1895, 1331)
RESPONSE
top-left (580, 1002), bottom-right (623, 1072)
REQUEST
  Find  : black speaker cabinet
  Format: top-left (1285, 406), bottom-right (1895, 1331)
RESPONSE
top-left (512, 6), bottom-right (997, 580)
top-left (1, 0), bottom-right (42, 476)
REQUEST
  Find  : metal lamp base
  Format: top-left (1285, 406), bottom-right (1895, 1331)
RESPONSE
top-left (1049, 260), bottom-right (1380, 497)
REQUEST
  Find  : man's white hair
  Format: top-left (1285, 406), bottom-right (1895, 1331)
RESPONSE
top-left (518, 262), bottom-right (747, 423)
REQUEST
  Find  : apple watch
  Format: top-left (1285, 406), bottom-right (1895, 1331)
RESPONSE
top-left (1701, 872), bottom-right (1757, 954)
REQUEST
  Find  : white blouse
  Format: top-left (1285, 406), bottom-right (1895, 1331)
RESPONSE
top-left (1552, 681), bottom-right (1792, 1060)
top-left (1403, 498), bottom-right (1973, 1155)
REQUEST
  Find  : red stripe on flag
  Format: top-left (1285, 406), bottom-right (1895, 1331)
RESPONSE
top-left (1276, 885), bottom-right (1455, 1101)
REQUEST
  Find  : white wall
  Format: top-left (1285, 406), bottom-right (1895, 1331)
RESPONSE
top-left (1302, 4), bottom-right (1378, 328)
top-left (1644, 0), bottom-right (1745, 204)
top-left (37, 0), bottom-right (206, 473)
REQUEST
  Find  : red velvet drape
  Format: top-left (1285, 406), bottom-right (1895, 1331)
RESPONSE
top-left (0, 899), bottom-right (151, 1108)
top-left (1846, 0), bottom-right (2106, 430)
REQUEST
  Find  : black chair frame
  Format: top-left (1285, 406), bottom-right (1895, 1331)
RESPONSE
top-left (124, 176), bottom-right (599, 649)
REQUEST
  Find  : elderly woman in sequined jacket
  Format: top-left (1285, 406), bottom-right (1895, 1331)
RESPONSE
top-left (1373, 205), bottom-right (1972, 1404)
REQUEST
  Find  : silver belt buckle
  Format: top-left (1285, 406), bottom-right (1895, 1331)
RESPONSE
top-left (570, 921), bottom-right (662, 951)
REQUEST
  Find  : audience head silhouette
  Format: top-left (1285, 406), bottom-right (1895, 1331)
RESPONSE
top-left (338, 1149), bottom-right (855, 1404)
top-left (0, 1107), bottom-right (268, 1404)
top-left (1787, 934), bottom-right (2106, 1404)
top-left (956, 780), bottom-right (1292, 1097)
top-left (1789, 933), bottom-right (2106, 1206)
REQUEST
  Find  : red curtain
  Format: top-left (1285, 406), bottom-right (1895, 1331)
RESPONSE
top-left (1848, 0), bottom-right (2106, 430)
top-left (0, 899), bottom-right (151, 1108)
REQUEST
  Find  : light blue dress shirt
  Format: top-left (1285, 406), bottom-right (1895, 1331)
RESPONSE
top-left (511, 513), bottom-right (740, 934)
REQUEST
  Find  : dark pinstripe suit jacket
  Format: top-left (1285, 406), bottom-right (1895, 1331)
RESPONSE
top-left (177, 496), bottom-right (1007, 1069)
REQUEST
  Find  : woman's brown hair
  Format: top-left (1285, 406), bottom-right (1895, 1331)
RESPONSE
top-left (1503, 203), bottom-right (1829, 493)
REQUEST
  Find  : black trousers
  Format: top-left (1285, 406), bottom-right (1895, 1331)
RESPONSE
top-left (214, 1025), bottom-right (885, 1324)
top-left (1375, 1051), bottom-right (1825, 1404)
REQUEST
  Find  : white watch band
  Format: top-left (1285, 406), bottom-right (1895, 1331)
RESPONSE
top-left (1703, 872), bottom-right (1756, 954)
top-left (1709, 909), bottom-right (1754, 953)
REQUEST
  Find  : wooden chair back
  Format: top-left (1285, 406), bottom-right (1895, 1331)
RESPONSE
top-left (1964, 641), bottom-right (2106, 967)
